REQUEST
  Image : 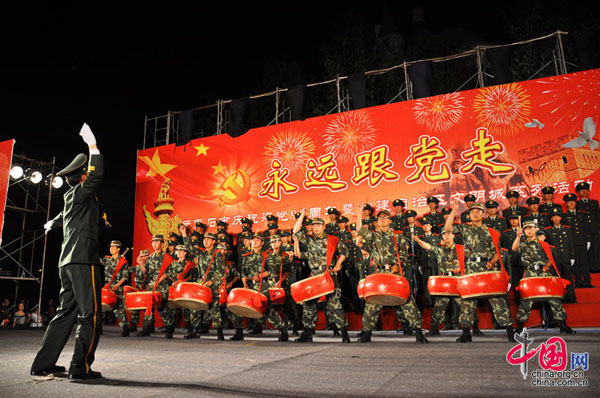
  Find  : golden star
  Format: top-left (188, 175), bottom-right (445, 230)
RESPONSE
top-left (139, 149), bottom-right (177, 178)
top-left (194, 143), bottom-right (210, 156)
top-left (212, 161), bottom-right (226, 176)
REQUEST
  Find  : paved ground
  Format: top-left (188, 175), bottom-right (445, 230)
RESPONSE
top-left (1, 326), bottom-right (598, 398)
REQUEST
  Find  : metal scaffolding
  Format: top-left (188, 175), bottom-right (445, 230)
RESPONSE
top-left (142, 30), bottom-right (570, 150)
top-left (0, 154), bottom-right (56, 315)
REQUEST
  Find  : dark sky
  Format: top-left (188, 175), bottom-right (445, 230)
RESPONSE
top-left (0, 1), bottom-right (596, 300)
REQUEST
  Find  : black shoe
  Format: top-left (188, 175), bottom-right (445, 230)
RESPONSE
top-left (415, 329), bottom-right (429, 344)
top-left (249, 324), bottom-right (263, 335)
top-left (230, 328), bottom-right (244, 341)
top-left (559, 321), bottom-right (575, 334)
top-left (295, 328), bottom-right (314, 342)
top-left (506, 325), bottom-right (516, 342)
top-left (150, 325), bottom-right (155, 333)
top-left (456, 327), bottom-right (472, 343)
top-left (68, 370), bottom-right (102, 380)
top-left (358, 330), bottom-right (372, 343)
top-left (494, 322), bottom-right (504, 330)
top-left (120, 326), bottom-right (129, 337)
top-left (402, 324), bottom-right (413, 336)
top-left (515, 321), bottom-right (524, 335)
top-left (137, 326), bottom-right (151, 337)
top-left (292, 327), bottom-right (299, 337)
top-left (183, 327), bottom-right (198, 339)
top-left (278, 328), bottom-right (289, 342)
top-left (217, 328), bottom-right (225, 341)
top-left (127, 325), bottom-right (138, 332)
top-left (330, 324), bottom-right (341, 337)
top-left (199, 325), bottom-right (210, 334)
top-left (341, 327), bottom-right (350, 343)
top-left (31, 365), bottom-right (66, 376)
top-left (427, 326), bottom-right (440, 336)
top-left (472, 326), bottom-right (484, 336)
top-left (164, 325), bottom-right (174, 339)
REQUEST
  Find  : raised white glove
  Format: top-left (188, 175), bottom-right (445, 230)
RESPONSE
top-left (43, 220), bottom-right (53, 234)
top-left (507, 282), bottom-right (511, 293)
top-left (587, 242), bottom-right (591, 250)
top-left (79, 123), bottom-right (96, 146)
top-left (570, 259), bottom-right (575, 267)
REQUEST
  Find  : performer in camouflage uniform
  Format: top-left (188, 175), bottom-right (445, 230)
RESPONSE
top-left (101, 240), bottom-right (131, 336)
top-left (293, 209), bottom-right (350, 343)
top-left (357, 209), bottom-right (428, 343)
top-left (129, 249), bottom-right (150, 332)
top-left (445, 202), bottom-right (515, 343)
top-left (512, 221), bottom-right (574, 334)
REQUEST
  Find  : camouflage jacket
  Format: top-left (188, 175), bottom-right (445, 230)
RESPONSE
top-left (101, 256), bottom-right (130, 295)
top-left (133, 263), bottom-right (150, 291)
top-left (265, 250), bottom-right (292, 287)
top-left (429, 244), bottom-right (460, 275)
top-left (358, 227), bottom-right (409, 271)
top-left (518, 239), bottom-right (556, 278)
top-left (451, 224), bottom-right (497, 274)
top-left (295, 230), bottom-right (349, 274)
top-left (146, 251), bottom-right (169, 293)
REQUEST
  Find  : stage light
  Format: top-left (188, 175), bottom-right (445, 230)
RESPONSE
top-left (10, 165), bottom-right (24, 180)
top-left (51, 176), bottom-right (63, 189)
top-left (29, 171), bottom-right (43, 184)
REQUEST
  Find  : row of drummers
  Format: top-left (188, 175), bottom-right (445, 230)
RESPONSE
top-left (101, 201), bottom-right (574, 343)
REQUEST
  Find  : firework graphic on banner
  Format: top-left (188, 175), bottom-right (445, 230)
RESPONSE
top-left (473, 83), bottom-right (532, 137)
top-left (537, 69), bottom-right (600, 129)
top-left (413, 92), bottom-right (465, 133)
top-left (264, 130), bottom-right (316, 174)
top-left (323, 110), bottom-right (378, 164)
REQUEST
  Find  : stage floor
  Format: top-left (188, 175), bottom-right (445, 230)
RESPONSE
top-left (2, 326), bottom-right (599, 397)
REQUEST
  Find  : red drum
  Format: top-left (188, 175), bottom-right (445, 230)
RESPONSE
top-left (123, 285), bottom-right (138, 296)
top-left (516, 276), bottom-right (566, 301)
top-left (219, 286), bottom-right (228, 306)
top-left (357, 278), bottom-right (365, 299)
top-left (101, 287), bottom-right (117, 312)
top-left (457, 271), bottom-right (509, 299)
top-left (124, 291), bottom-right (162, 311)
top-left (290, 272), bottom-right (334, 304)
top-left (172, 282), bottom-right (213, 310)
top-left (167, 285), bottom-right (178, 309)
top-left (227, 288), bottom-right (268, 318)
top-left (363, 273), bottom-right (410, 306)
top-left (269, 287), bottom-right (286, 305)
top-left (427, 275), bottom-right (459, 297)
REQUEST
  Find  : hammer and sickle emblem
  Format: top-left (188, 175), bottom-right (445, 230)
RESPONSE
top-left (219, 169), bottom-right (251, 207)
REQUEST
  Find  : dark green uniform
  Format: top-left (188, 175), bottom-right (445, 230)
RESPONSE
top-left (143, 251), bottom-right (177, 328)
top-left (544, 225), bottom-right (577, 301)
top-left (427, 244), bottom-right (462, 327)
top-left (483, 216), bottom-right (507, 232)
top-left (102, 255), bottom-right (131, 327)
top-left (562, 209), bottom-right (591, 286)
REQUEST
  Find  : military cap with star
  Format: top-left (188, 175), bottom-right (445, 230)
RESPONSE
top-left (427, 196), bottom-right (440, 204)
top-left (541, 186), bottom-right (556, 194)
top-left (175, 244), bottom-right (188, 252)
top-left (312, 218), bottom-right (325, 225)
top-left (242, 226), bottom-right (252, 233)
top-left (266, 214), bottom-right (279, 222)
top-left (268, 222), bottom-right (279, 229)
top-left (349, 222), bottom-right (357, 230)
top-left (469, 202), bottom-right (485, 212)
top-left (252, 234), bottom-right (265, 241)
top-left (576, 182), bottom-right (590, 192)
top-left (522, 220), bottom-right (537, 228)
top-left (506, 190), bottom-right (520, 199)
top-left (536, 229), bottom-right (546, 236)
top-left (405, 210), bottom-right (417, 218)
top-left (485, 200), bottom-right (499, 209)
top-left (549, 207), bottom-right (563, 217)
top-left (56, 153), bottom-right (88, 176)
top-left (278, 230), bottom-right (291, 237)
top-left (204, 232), bottom-right (218, 240)
top-left (109, 240), bottom-right (121, 247)
top-left (563, 193), bottom-right (577, 202)
top-left (441, 207), bottom-right (452, 215)
top-left (304, 218), bottom-right (313, 225)
top-left (216, 220), bottom-right (227, 228)
top-left (506, 210), bottom-right (520, 220)
top-left (326, 207), bottom-right (339, 215)
top-left (526, 197), bottom-right (540, 205)
top-left (338, 216), bottom-right (349, 223)
top-left (151, 234), bottom-right (164, 241)
top-left (377, 209), bottom-right (392, 218)
top-left (420, 216), bottom-right (433, 225)
top-left (464, 194), bottom-right (476, 202)
top-left (363, 204), bottom-right (374, 212)
top-left (241, 217), bottom-right (253, 225)
top-left (392, 199), bottom-right (405, 207)
top-left (139, 249), bottom-right (150, 256)
top-left (195, 221), bottom-right (207, 229)
top-left (190, 231), bottom-right (202, 239)
top-left (240, 232), bottom-right (253, 240)
top-left (269, 235), bottom-right (281, 243)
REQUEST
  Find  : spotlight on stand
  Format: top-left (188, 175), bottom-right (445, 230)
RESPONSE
top-left (29, 170), bottom-right (43, 184)
top-left (45, 175), bottom-right (64, 189)
top-left (10, 165), bottom-right (24, 180)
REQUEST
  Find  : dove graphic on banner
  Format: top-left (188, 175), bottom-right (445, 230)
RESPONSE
top-left (562, 117), bottom-right (598, 150)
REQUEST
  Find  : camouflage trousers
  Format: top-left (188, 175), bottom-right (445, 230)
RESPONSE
top-left (430, 297), bottom-right (462, 326)
top-left (516, 299), bottom-right (566, 323)
top-left (144, 288), bottom-right (176, 327)
top-left (362, 294), bottom-right (422, 331)
top-left (201, 287), bottom-right (224, 328)
top-left (225, 309), bottom-right (244, 328)
top-left (302, 285), bottom-right (347, 329)
top-left (459, 297), bottom-right (511, 328)
top-left (113, 295), bottom-right (129, 327)
top-left (184, 308), bottom-right (203, 328)
top-left (130, 311), bottom-right (140, 327)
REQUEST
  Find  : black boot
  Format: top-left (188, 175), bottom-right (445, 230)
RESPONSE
top-left (120, 325), bottom-right (129, 337)
top-left (137, 325), bottom-right (151, 337)
top-left (472, 322), bottom-right (483, 336)
top-left (164, 324), bottom-right (174, 339)
top-left (358, 330), bottom-right (372, 343)
top-left (415, 328), bottom-right (429, 344)
top-left (217, 327), bottom-right (225, 341)
top-left (506, 325), bottom-right (516, 342)
top-left (402, 323), bottom-right (413, 336)
top-left (278, 328), bottom-right (289, 342)
top-left (427, 324), bottom-right (440, 336)
top-left (183, 326), bottom-right (197, 339)
top-left (230, 328), bottom-right (244, 341)
top-left (249, 323), bottom-right (263, 335)
top-left (292, 325), bottom-right (299, 337)
top-left (330, 324), bottom-right (341, 337)
top-left (295, 328), bottom-right (314, 342)
top-left (515, 321), bottom-right (524, 335)
top-left (198, 324), bottom-right (209, 334)
top-left (128, 324), bottom-right (138, 332)
top-left (559, 320), bottom-right (575, 334)
top-left (341, 327), bottom-right (350, 343)
top-left (456, 327), bottom-right (472, 343)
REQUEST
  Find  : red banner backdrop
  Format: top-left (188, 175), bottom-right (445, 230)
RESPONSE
top-left (134, 69), bottom-right (600, 250)
top-left (0, 139), bottom-right (15, 245)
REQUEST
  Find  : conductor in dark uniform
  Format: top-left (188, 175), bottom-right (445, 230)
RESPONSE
top-left (30, 123), bottom-right (104, 380)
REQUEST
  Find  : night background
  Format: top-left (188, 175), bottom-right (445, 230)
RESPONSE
top-left (1, 1), bottom-right (598, 307)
